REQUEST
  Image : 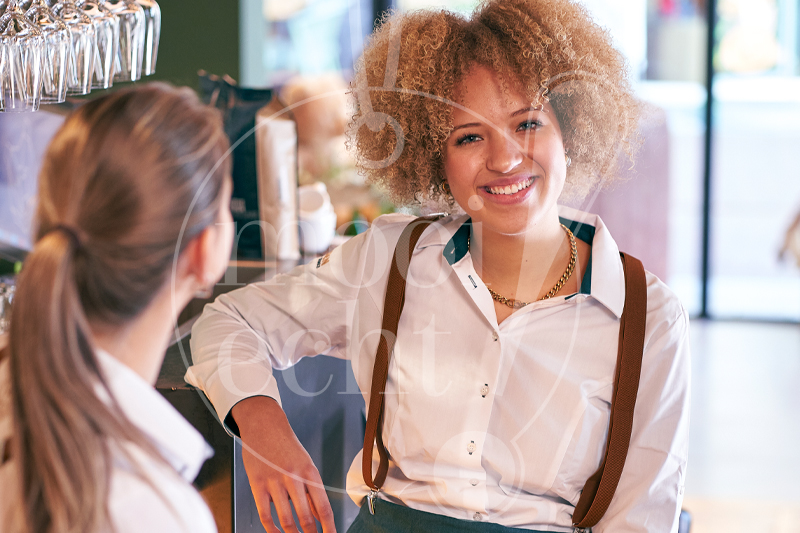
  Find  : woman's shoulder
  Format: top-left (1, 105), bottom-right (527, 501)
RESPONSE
top-left (368, 212), bottom-right (437, 234)
top-left (108, 452), bottom-right (217, 533)
top-left (370, 212), bottom-right (462, 229)
top-left (367, 212), bottom-right (464, 242)
top-left (643, 269), bottom-right (689, 337)
top-left (340, 212), bottom-right (464, 258)
top-left (0, 451), bottom-right (216, 533)
top-left (638, 271), bottom-right (691, 380)
top-left (370, 212), bottom-right (419, 227)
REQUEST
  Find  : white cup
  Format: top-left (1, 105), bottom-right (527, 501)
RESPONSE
top-left (298, 182), bottom-right (336, 254)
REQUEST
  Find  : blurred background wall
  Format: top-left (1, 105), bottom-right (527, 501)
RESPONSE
top-left (143, 0), bottom-right (241, 88)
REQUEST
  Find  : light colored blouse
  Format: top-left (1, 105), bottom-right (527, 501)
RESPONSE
top-left (0, 350), bottom-right (217, 533)
top-left (187, 206), bottom-right (690, 533)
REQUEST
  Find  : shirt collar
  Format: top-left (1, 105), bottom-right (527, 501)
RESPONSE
top-left (418, 206), bottom-right (626, 318)
top-left (415, 213), bottom-right (470, 252)
top-left (97, 350), bottom-right (213, 482)
top-left (557, 205), bottom-right (626, 318)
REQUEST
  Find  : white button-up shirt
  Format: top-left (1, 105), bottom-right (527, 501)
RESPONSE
top-left (187, 205), bottom-right (690, 532)
top-left (0, 351), bottom-right (217, 533)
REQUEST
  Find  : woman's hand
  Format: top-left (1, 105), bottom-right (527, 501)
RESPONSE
top-left (231, 396), bottom-right (337, 533)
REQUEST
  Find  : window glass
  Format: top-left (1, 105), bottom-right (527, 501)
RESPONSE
top-left (249, 0), bottom-right (374, 85)
top-left (708, 0), bottom-right (800, 320)
top-left (560, 0), bottom-right (706, 315)
top-left (639, 0), bottom-right (707, 316)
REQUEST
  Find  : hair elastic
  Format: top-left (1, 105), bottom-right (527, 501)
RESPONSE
top-left (46, 225), bottom-right (85, 250)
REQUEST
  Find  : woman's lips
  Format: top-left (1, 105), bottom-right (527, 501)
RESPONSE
top-left (475, 177), bottom-right (538, 205)
top-left (482, 176), bottom-right (536, 196)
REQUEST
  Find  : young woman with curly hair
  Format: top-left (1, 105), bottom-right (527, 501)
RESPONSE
top-left (0, 84), bottom-right (234, 533)
top-left (188, 1), bottom-right (690, 532)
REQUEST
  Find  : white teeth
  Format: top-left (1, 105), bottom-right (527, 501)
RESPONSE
top-left (487, 177), bottom-right (534, 195)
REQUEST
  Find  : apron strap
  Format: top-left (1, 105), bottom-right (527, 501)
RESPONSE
top-left (362, 216), bottom-right (441, 495)
top-left (572, 252), bottom-right (648, 528)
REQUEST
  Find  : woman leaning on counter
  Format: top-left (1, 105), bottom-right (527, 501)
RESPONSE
top-left (187, 0), bottom-right (691, 531)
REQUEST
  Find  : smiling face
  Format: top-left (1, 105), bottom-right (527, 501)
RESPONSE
top-left (443, 65), bottom-right (567, 236)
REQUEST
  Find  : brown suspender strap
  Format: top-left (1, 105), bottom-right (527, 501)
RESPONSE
top-left (363, 219), bottom-right (648, 529)
top-left (572, 252), bottom-right (648, 529)
top-left (362, 216), bottom-right (441, 494)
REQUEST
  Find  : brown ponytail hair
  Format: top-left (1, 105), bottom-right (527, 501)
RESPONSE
top-left (8, 83), bottom-right (230, 533)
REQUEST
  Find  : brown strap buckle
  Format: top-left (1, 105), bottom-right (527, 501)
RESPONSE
top-left (367, 490), bottom-right (379, 515)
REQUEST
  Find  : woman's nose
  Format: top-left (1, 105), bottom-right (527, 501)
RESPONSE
top-left (486, 133), bottom-right (524, 173)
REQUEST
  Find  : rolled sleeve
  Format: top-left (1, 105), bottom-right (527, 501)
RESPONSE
top-left (185, 214), bottom-right (406, 436)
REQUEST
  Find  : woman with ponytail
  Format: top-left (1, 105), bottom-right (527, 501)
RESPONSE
top-left (0, 83), bottom-right (234, 533)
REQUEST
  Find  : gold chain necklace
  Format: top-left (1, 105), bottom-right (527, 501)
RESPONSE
top-left (476, 224), bottom-right (577, 309)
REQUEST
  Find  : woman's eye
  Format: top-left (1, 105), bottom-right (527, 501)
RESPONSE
top-left (518, 119), bottom-right (544, 132)
top-left (455, 133), bottom-right (481, 146)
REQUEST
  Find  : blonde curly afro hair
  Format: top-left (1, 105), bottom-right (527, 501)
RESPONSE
top-left (349, 0), bottom-right (641, 206)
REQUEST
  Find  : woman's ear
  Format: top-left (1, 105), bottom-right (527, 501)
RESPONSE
top-left (176, 228), bottom-right (211, 298)
top-left (177, 223), bottom-right (231, 299)
top-left (178, 177), bottom-right (235, 299)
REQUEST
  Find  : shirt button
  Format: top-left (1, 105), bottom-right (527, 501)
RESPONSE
top-left (469, 479), bottom-right (479, 486)
top-left (473, 512), bottom-right (483, 521)
top-left (491, 331), bottom-right (499, 341)
top-left (467, 441), bottom-right (476, 455)
top-left (480, 384), bottom-right (489, 397)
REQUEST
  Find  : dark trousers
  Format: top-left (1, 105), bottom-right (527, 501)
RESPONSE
top-left (347, 499), bottom-right (553, 533)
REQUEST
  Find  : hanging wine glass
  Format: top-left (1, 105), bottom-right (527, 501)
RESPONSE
top-left (100, 0), bottom-right (142, 82)
top-left (133, 0), bottom-right (156, 76)
top-left (26, 0), bottom-right (69, 103)
top-left (0, 41), bottom-right (6, 111)
top-left (75, 0), bottom-right (118, 90)
top-left (0, 0), bottom-right (5, 112)
top-left (0, 1), bottom-right (32, 14)
top-left (0, 0), bottom-right (44, 112)
top-left (52, 0), bottom-right (95, 95)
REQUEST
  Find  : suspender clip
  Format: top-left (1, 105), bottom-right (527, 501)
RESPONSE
top-left (367, 490), bottom-right (379, 515)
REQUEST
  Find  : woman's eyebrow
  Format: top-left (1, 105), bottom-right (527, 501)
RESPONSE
top-left (511, 106), bottom-right (542, 117)
top-left (452, 122), bottom-right (481, 132)
top-left (451, 106), bottom-right (542, 133)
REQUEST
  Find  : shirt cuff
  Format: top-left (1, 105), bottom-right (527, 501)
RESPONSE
top-left (184, 366), bottom-right (282, 438)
